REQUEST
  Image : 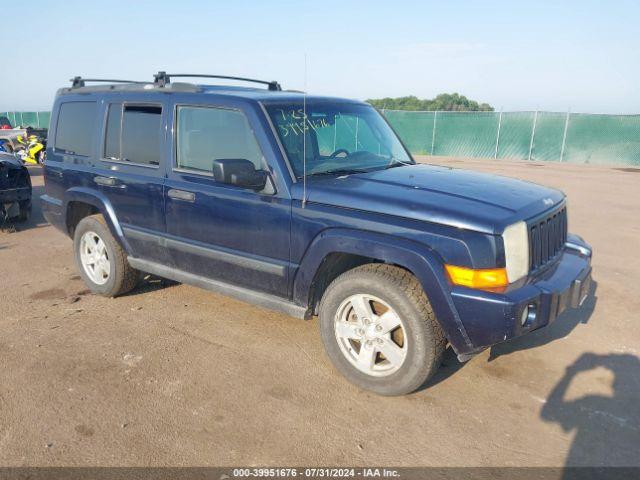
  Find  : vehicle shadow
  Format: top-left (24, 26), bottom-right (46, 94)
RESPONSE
top-left (488, 280), bottom-right (598, 361)
top-left (124, 275), bottom-right (180, 296)
top-left (419, 346), bottom-right (468, 390)
top-left (542, 352), bottom-right (640, 475)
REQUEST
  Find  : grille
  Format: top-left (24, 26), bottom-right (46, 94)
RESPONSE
top-left (529, 206), bottom-right (567, 271)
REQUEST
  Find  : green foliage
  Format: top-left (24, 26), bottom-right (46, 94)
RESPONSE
top-left (367, 93), bottom-right (494, 112)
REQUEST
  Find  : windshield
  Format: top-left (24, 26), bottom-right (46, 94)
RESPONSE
top-left (265, 102), bottom-right (413, 178)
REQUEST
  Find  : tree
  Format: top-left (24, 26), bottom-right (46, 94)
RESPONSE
top-left (367, 93), bottom-right (494, 111)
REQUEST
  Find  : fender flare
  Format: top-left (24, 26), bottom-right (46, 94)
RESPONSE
top-left (63, 187), bottom-right (132, 254)
top-left (293, 228), bottom-right (473, 353)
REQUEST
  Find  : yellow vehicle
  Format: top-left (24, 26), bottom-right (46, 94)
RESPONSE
top-left (16, 134), bottom-right (46, 165)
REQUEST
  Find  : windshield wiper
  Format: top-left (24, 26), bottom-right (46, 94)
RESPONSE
top-left (384, 162), bottom-right (407, 170)
top-left (383, 157), bottom-right (414, 170)
top-left (307, 168), bottom-right (369, 177)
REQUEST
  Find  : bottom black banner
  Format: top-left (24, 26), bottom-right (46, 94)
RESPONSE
top-left (0, 468), bottom-right (637, 480)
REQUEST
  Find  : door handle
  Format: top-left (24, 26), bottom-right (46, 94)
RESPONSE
top-left (168, 189), bottom-right (195, 202)
top-left (94, 176), bottom-right (125, 188)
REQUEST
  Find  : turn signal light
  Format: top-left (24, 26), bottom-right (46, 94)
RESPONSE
top-left (445, 265), bottom-right (509, 289)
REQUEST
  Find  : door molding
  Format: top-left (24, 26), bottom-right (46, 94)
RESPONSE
top-left (122, 225), bottom-right (291, 277)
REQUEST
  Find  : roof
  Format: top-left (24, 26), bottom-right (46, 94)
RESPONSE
top-left (56, 74), bottom-right (366, 106)
top-left (57, 83), bottom-right (364, 106)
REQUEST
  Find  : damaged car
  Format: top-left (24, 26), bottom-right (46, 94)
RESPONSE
top-left (0, 151), bottom-right (32, 225)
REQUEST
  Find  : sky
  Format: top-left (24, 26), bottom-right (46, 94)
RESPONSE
top-left (1, 0), bottom-right (638, 113)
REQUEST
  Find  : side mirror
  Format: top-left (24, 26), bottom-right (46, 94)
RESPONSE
top-left (212, 159), bottom-right (269, 191)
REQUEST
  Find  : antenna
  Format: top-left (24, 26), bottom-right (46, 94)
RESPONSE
top-left (302, 54), bottom-right (308, 209)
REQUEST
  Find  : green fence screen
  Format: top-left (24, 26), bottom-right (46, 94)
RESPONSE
top-left (3, 109), bottom-right (639, 166)
top-left (2, 111), bottom-right (51, 129)
top-left (383, 110), bottom-right (640, 166)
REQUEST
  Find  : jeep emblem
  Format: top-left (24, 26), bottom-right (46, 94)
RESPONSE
top-left (543, 198), bottom-right (554, 206)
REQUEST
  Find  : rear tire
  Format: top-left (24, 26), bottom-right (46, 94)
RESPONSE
top-left (74, 214), bottom-right (140, 297)
top-left (319, 264), bottom-right (446, 396)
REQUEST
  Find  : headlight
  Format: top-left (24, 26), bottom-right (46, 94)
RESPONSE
top-left (503, 221), bottom-right (529, 283)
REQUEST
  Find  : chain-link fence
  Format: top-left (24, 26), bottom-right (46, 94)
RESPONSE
top-left (3, 109), bottom-right (639, 165)
top-left (1, 111), bottom-right (51, 129)
top-left (383, 110), bottom-right (640, 166)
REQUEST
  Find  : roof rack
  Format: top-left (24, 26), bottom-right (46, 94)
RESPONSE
top-left (70, 76), bottom-right (147, 88)
top-left (153, 71), bottom-right (282, 91)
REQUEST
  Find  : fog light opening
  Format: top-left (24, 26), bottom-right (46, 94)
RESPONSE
top-left (520, 303), bottom-right (538, 326)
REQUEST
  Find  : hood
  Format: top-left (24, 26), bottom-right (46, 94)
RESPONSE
top-left (293, 164), bottom-right (565, 234)
top-left (0, 152), bottom-right (25, 169)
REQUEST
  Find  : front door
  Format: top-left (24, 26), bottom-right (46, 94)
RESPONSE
top-left (164, 103), bottom-right (291, 297)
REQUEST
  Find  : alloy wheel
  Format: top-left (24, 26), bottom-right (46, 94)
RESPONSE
top-left (79, 231), bottom-right (110, 285)
top-left (334, 293), bottom-right (408, 377)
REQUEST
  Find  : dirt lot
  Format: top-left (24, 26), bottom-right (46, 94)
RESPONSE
top-left (0, 158), bottom-right (638, 467)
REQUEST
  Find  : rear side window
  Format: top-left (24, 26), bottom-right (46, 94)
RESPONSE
top-left (103, 104), bottom-right (162, 166)
top-left (55, 102), bottom-right (97, 156)
top-left (176, 106), bottom-right (264, 173)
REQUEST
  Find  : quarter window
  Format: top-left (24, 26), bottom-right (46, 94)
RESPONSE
top-left (55, 102), bottom-right (97, 156)
top-left (176, 106), bottom-right (264, 173)
top-left (103, 104), bottom-right (162, 166)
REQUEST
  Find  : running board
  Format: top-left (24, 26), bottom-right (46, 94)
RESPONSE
top-left (127, 257), bottom-right (309, 320)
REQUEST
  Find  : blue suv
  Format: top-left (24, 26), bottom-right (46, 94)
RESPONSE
top-left (42, 73), bottom-right (593, 395)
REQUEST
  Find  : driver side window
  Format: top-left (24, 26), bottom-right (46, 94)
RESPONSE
top-left (176, 106), bottom-right (265, 174)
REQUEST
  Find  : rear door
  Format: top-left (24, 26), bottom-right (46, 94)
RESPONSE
top-left (95, 98), bottom-right (168, 264)
top-left (163, 101), bottom-right (292, 297)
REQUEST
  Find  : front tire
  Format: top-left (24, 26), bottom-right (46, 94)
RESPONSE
top-left (319, 264), bottom-right (446, 396)
top-left (74, 214), bottom-right (140, 297)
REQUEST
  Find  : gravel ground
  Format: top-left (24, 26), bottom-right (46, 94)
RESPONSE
top-left (0, 158), bottom-right (638, 467)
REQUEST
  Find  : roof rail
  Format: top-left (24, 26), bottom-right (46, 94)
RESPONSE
top-left (153, 71), bottom-right (282, 91)
top-left (70, 77), bottom-right (147, 88)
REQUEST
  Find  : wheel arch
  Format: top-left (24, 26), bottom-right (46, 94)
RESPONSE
top-left (293, 228), bottom-right (474, 354)
top-left (63, 187), bottom-right (132, 254)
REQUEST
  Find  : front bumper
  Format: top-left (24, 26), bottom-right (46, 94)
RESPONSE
top-left (450, 234), bottom-right (592, 360)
